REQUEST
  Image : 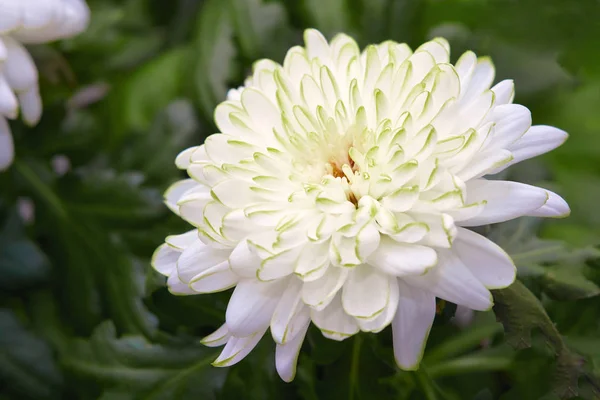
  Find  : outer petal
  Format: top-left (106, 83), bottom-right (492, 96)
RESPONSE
top-left (17, 87), bottom-right (42, 125)
top-left (460, 179), bottom-right (549, 227)
top-left (212, 329), bottom-right (267, 367)
top-left (226, 278), bottom-right (287, 337)
top-left (201, 324), bottom-right (231, 347)
top-left (392, 280), bottom-right (436, 370)
top-left (404, 249), bottom-right (493, 311)
top-left (188, 262), bottom-right (238, 293)
top-left (164, 179), bottom-right (199, 215)
top-left (2, 36), bottom-right (38, 92)
top-left (453, 228), bottom-right (516, 289)
top-left (491, 79), bottom-right (514, 105)
top-left (177, 240), bottom-right (230, 283)
top-left (166, 272), bottom-right (197, 295)
top-left (275, 320), bottom-right (310, 382)
top-left (502, 125), bottom-right (568, 170)
top-left (0, 74), bottom-right (18, 117)
top-left (311, 293), bottom-right (359, 341)
top-left (271, 278), bottom-right (310, 344)
top-left (486, 104), bottom-right (531, 150)
top-left (526, 189), bottom-right (570, 218)
top-left (151, 243), bottom-right (180, 276)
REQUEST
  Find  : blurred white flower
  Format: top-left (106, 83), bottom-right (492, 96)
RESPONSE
top-left (153, 29), bottom-right (570, 381)
top-left (0, 0), bottom-right (90, 170)
top-left (16, 196), bottom-right (34, 224)
top-left (51, 154), bottom-right (71, 176)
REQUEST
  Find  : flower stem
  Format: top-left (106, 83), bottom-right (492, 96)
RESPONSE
top-left (349, 334), bottom-right (362, 400)
top-left (14, 159), bottom-right (68, 220)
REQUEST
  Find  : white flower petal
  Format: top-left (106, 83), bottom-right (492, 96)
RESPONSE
top-left (456, 149), bottom-right (513, 181)
top-left (404, 249), bottom-right (493, 311)
top-left (165, 230), bottom-right (198, 250)
top-left (368, 237), bottom-right (438, 276)
top-left (294, 242), bottom-right (330, 281)
top-left (0, 2), bottom-right (20, 33)
top-left (392, 280), bottom-right (436, 370)
top-left (151, 243), bottom-right (180, 276)
top-left (228, 239), bottom-right (262, 278)
top-left (342, 265), bottom-right (390, 319)
top-left (164, 179), bottom-right (199, 215)
top-left (177, 240), bottom-right (230, 283)
top-left (0, 75), bottom-right (18, 117)
top-left (258, 246), bottom-right (302, 281)
top-left (188, 262), bottom-right (238, 293)
top-left (460, 179), bottom-right (549, 227)
top-left (226, 278), bottom-right (287, 337)
top-left (201, 324), bottom-right (231, 347)
top-left (506, 125), bottom-right (568, 168)
top-left (462, 57), bottom-right (495, 100)
top-left (166, 272), bottom-right (197, 295)
top-left (275, 320), bottom-right (310, 382)
top-left (486, 104), bottom-right (531, 150)
top-left (357, 277), bottom-right (399, 333)
top-left (17, 87), bottom-right (41, 125)
top-left (175, 146), bottom-right (198, 169)
top-left (491, 79), bottom-right (514, 105)
top-left (311, 293), bottom-right (359, 341)
top-left (526, 189), bottom-right (570, 218)
top-left (213, 329), bottom-right (267, 367)
top-left (270, 278), bottom-right (311, 344)
top-left (2, 36), bottom-right (37, 91)
top-left (177, 189), bottom-right (212, 226)
top-left (453, 228), bottom-right (516, 289)
top-left (302, 265), bottom-right (348, 311)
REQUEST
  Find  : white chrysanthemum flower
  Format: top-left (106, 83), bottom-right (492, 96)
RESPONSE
top-left (0, 0), bottom-right (90, 170)
top-left (153, 29), bottom-right (570, 381)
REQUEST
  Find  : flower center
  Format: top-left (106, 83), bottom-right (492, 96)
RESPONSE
top-left (324, 147), bottom-right (361, 207)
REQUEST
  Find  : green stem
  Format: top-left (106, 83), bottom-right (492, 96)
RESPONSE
top-left (415, 368), bottom-right (439, 400)
top-left (427, 354), bottom-right (512, 378)
top-left (14, 160), bottom-right (68, 220)
top-left (349, 334), bottom-right (362, 400)
top-left (424, 323), bottom-right (502, 363)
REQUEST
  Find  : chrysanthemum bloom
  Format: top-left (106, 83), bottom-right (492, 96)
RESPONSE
top-left (0, 0), bottom-right (90, 170)
top-left (153, 29), bottom-right (570, 381)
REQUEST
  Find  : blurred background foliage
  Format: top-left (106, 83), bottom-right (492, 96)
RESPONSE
top-left (1, 0), bottom-right (600, 399)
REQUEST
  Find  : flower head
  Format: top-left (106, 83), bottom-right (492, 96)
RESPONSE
top-left (153, 29), bottom-right (570, 381)
top-left (0, 0), bottom-right (90, 170)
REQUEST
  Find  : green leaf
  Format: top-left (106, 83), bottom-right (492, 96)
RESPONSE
top-left (349, 0), bottom-right (425, 44)
top-left (15, 160), bottom-right (159, 337)
top-left (228, 0), bottom-right (294, 61)
top-left (0, 310), bottom-right (64, 399)
top-left (194, 0), bottom-right (238, 120)
top-left (118, 100), bottom-right (200, 184)
top-left (492, 280), bottom-right (585, 399)
top-left (301, 0), bottom-right (352, 37)
top-left (62, 322), bottom-right (227, 399)
top-left (110, 47), bottom-right (193, 137)
top-left (543, 265), bottom-right (600, 301)
top-left (489, 218), bottom-right (600, 300)
top-left (60, 169), bottom-right (164, 229)
top-left (0, 212), bottom-right (50, 291)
